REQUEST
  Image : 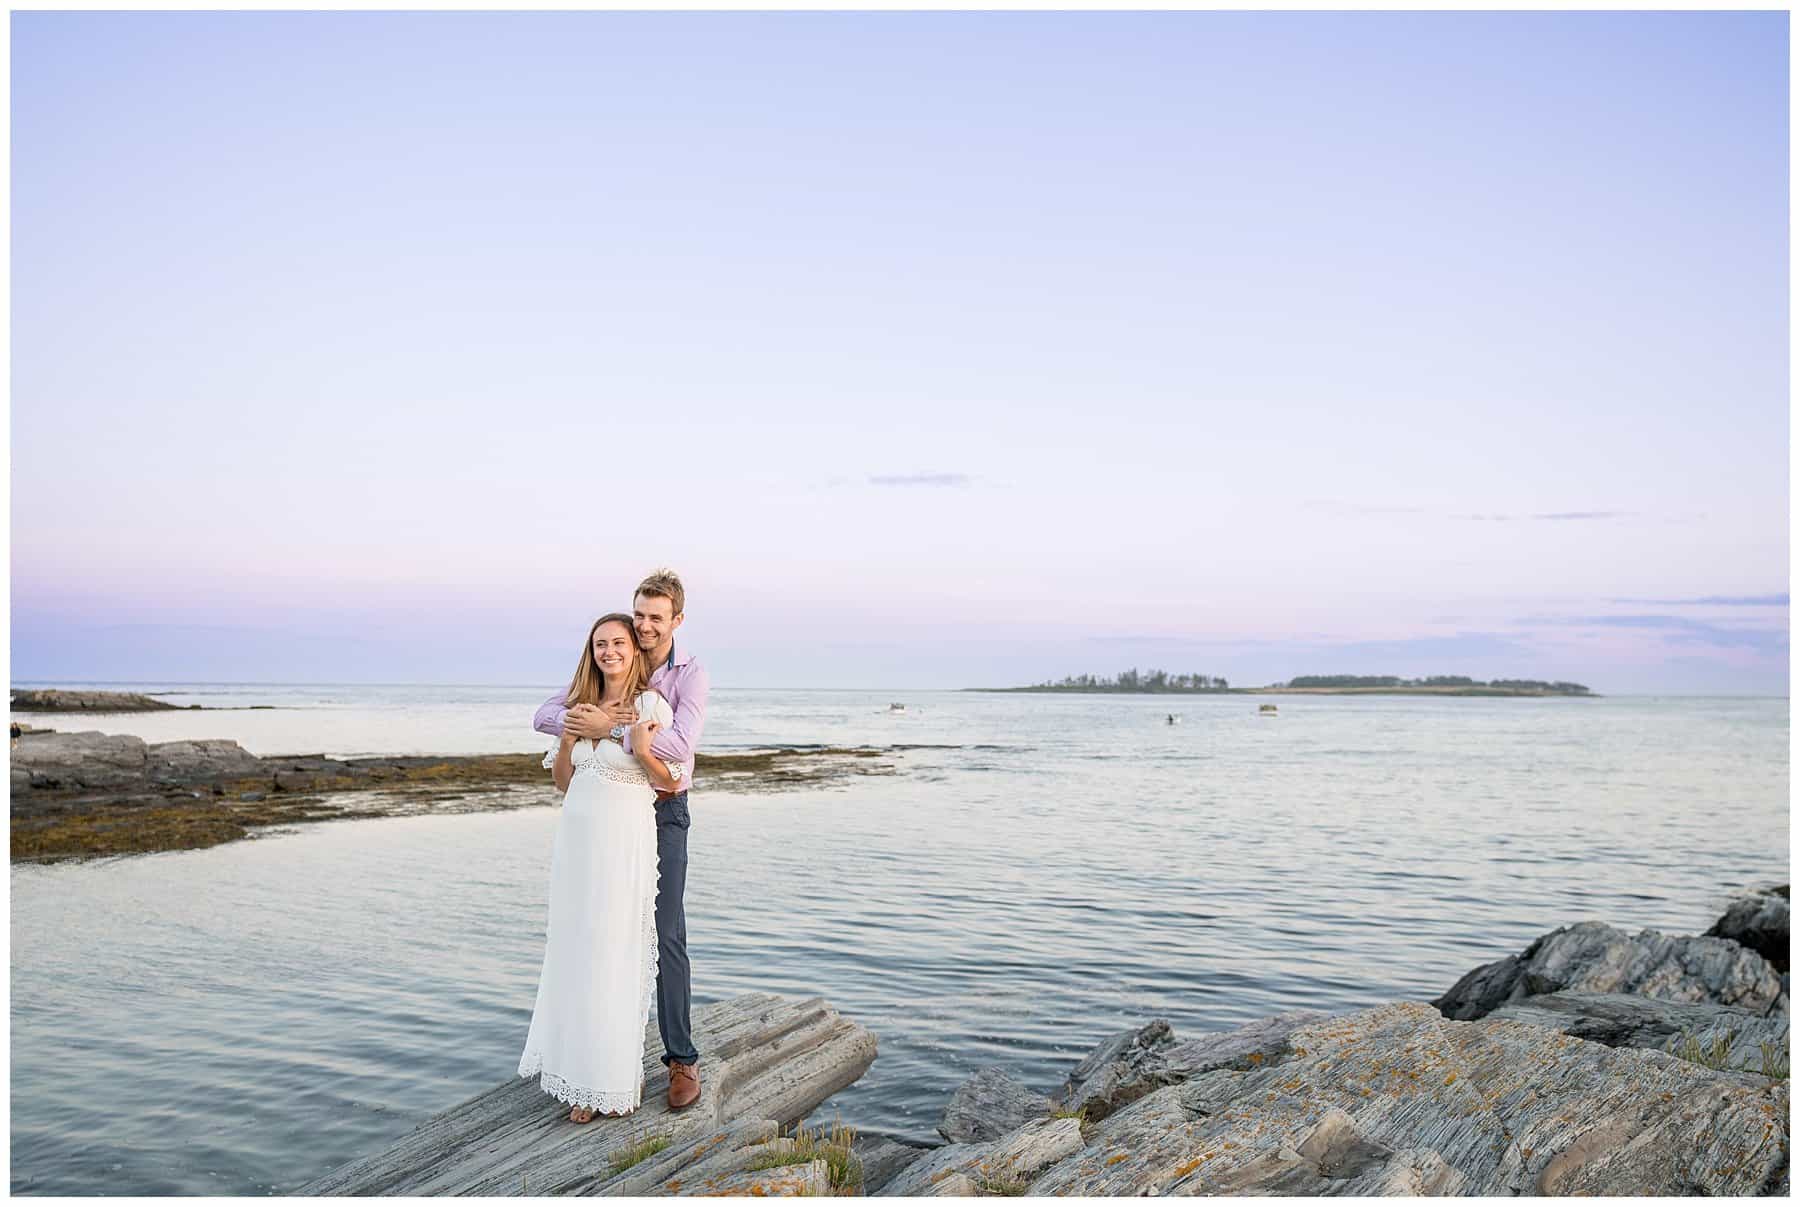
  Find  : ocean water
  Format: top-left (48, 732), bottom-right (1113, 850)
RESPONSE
top-left (9, 684), bottom-right (1789, 1195)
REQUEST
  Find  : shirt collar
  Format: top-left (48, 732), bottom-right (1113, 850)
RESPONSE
top-left (660, 644), bottom-right (692, 671)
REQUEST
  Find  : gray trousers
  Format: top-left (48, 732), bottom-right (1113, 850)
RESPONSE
top-left (653, 792), bottom-right (698, 1066)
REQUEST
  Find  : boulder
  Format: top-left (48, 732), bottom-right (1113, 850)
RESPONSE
top-left (877, 1116), bottom-right (1084, 1196)
top-left (1026, 1000), bottom-right (1787, 1196)
top-left (146, 740), bottom-right (262, 783)
top-left (12, 731), bottom-right (263, 794)
top-left (1059, 1008), bottom-right (1327, 1121)
top-left (1488, 990), bottom-right (1790, 1075)
top-left (938, 1065), bottom-right (1053, 1143)
top-left (12, 730), bottom-right (149, 790)
top-left (1709, 887), bottom-right (1790, 973)
top-left (1434, 921), bottom-right (1784, 1021)
top-left (298, 993), bottom-right (877, 1195)
top-left (851, 1134), bottom-right (932, 1194)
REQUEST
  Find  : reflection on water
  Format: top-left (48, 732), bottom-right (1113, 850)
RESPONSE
top-left (10, 689), bottom-right (1789, 1194)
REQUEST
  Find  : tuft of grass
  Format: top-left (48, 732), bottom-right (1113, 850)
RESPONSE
top-left (1759, 1040), bottom-right (1789, 1080)
top-left (608, 1133), bottom-right (672, 1174)
top-left (749, 1119), bottom-right (862, 1193)
top-left (1675, 1028), bottom-right (1737, 1072)
top-left (976, 1171), bottom-right (1031, 1195)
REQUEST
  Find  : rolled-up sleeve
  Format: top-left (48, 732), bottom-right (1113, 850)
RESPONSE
top-left (533, 692), bottom-right (568, 738)
top-left (649, 663), bottom-right (708, 766)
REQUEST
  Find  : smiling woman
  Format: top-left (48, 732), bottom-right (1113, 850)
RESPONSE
top-left (521, 612), bottom-right (678, 1122)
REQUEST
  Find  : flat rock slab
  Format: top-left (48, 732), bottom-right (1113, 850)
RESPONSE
top-left (1434, 920), bottom-right (1784, 1021)
top-left (1488, 990), bottom-right (1790, 1078)
top-left (1024, 999), bottom-right (1788, 1196)
top-left (298, 993), bottom-right (876, 1196)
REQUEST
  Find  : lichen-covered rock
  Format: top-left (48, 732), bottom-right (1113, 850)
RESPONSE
top-left (1434, 921), bottom-right (1784, 1020)
top-left (1709, 886), bottom-right (1790, 974)
top-left (1198, 1107), bottom-right (1468, 1195)
top-left (938, 1065), bottom-right (1054, 1142)
top-left (1026, 1000), bottom-right (1788, 1196)
top-left (878, 1117), bottom-right (1083, 1196)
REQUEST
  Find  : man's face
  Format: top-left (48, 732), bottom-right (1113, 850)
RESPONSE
top-left (633, 593), bottom-right (681, 653)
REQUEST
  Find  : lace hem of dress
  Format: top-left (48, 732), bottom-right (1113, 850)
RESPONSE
top-left (516, 1062), bottom-right (644, 1114)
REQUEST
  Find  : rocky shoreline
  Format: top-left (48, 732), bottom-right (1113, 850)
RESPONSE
top-left (11, 688), bottom-right (203, 712)
top-left (9, 727), bottom-right (908, 863)
top-left (304, 885), bottom-right (1790, 1196)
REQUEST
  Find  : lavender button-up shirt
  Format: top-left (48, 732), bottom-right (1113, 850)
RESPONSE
top-left (533, 645), bottom-right (709, 787)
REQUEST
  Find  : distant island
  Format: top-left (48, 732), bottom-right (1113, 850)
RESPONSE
top-left (970, 671), bottom-right (1594, 697)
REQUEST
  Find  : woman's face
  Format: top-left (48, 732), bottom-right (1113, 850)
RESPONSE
top-left (591, 620), bottom-right (637, 679)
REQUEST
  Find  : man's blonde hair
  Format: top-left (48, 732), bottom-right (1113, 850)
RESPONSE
top-left (636, 568), bottom-right (685, 617)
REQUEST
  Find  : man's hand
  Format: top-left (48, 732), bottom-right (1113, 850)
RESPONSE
top-left (564, 703), bottom-right (613, 740)
top-left (601, 701), bottom-right (639, 728)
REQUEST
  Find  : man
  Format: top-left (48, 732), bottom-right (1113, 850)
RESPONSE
top-left (533, 568), bottom-right (710, 1110)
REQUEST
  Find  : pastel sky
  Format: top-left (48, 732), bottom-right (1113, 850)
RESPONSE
top-left (11, 11), bottom-right (1789, 693)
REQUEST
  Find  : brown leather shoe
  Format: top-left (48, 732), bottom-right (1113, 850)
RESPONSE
top-left (667, 1060), bottom-right (700, 1110)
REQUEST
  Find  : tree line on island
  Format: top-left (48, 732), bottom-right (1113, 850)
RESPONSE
top-left (1285, 675), bottom-right (1591, 694)
top-left (990, 671), bottom-right (1592, 695)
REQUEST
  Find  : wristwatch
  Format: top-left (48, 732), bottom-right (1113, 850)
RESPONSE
top-left (610, 724), bottom-right (628, 741)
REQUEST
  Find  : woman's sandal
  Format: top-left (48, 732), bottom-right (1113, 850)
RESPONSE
top-left (569, 1106), bottom-right (596, 1124)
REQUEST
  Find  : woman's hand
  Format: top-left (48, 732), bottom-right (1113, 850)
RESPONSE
top-left (630, 719), bottom-right (679, 793)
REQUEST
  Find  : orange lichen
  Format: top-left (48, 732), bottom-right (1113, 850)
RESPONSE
top-left (1106, 1154), bottom-right (1129, 1166)
top-left (1173, 1159), bottom-right (1202, 1178)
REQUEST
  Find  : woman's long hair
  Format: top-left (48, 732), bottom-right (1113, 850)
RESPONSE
top-left (565, 613), bottom-right (649, 716)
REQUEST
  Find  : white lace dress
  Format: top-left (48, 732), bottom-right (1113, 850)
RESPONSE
top-left (517, 689), bottom-right (670, 1113)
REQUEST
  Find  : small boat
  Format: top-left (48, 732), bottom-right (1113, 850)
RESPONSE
top-left (1259, 703), bottom-right (1278, 715)
top-left (888, 702), bottom-right (906, 712)
top-left (1166, 714), bottom-right (1181, 725)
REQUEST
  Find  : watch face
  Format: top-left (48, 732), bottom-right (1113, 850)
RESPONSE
top-left (611, 725), bottom-right (628, 740)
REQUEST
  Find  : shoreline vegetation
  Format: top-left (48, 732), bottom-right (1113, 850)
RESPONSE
top-left (972, 671), bottom-right (1596, 697)
top-left (9, 691), bottom-right (914, 863)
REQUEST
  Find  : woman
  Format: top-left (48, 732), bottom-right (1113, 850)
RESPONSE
top-left (518, 613), bottom-right (683, 1123)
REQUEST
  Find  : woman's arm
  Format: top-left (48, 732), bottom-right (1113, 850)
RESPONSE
top-left (551, 731), bottom-right (580, 795)
top-left (630, 717), bottom-right (681, 793)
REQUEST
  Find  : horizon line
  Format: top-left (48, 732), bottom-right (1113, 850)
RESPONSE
top-left (8, 678), bottom-right (1791, 700)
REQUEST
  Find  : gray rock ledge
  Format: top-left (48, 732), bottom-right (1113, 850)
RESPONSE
top-left (1433, 920), bottom-right (1784, 1021)
top-left (298, 993), bottom-right (876, 1196)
